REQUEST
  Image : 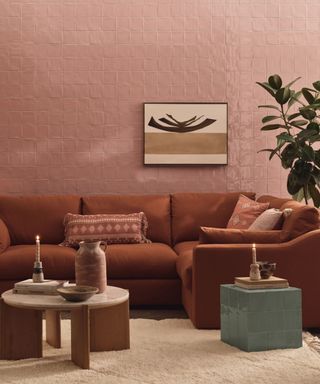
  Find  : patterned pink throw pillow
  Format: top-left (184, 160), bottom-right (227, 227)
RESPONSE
top-left (227, 195), bottom-right (269, 229)
top-left (61, 212), bottom-right (151, 247)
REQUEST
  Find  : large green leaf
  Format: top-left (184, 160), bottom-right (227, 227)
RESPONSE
top-left (288, 112), bottom-right (301, 121)
top-left (290, 120), bottom-right (308, 128)
top-left (258, 105), bottom-right (281, 111)
top-left (270, 143), bottom-right (287, 160)
top-left (257, 148), bottom-right (274, 154)
top-left (287, 170), bottom-right (302, 195)
top-left (293, 187), bottom-right (306, 202)
top-left (275, 87), bottom-right (291, 104)
top-left (284, 76), bottom-right (301, 88)
top-left (302, 88), bottom-right (315, 104)
top-left (313, 81), bottom-right (320, 92)
top-left (281, 144), bottom-right (298, 169)
top-left (256, 148), bottom-right (280, 160)
top-left (256, 82), bottom-right (275, 97)
top-left (288, 91), bottom-right (302, 108)
top-left (261, 124), bottom-right (286, 131)
top-left (268, 74), bottom-right (282, 90)
top-left (261, 115), bottom-right (280, 123)
top-left (309, 183), bottom-right (320, 207)
top-left (308, 102), bottom-right (320, 109)
top-left (307, 122), bottom-right (320, 132)
top-left (309, 134), bottom-right (320, 144)
top-left (315, 150), bottom-right (320, 167)
top-left (297, 128), bottom-right (319, 141)
top-left (301, 145), bottom-right (315, 161)
top-left (293, 159), bottom-right (312, 185)
top-left (303, 87), bottom-right (318, 92)
top-left (276, 132), bottom-right (295, 147)
top-left (299, 107), bottom-right (316, 120)
top-left (311, 167), bottom-right (320, 186)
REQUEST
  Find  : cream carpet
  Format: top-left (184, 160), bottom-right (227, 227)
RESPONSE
top-left (1, 319), bottom-right (320, 384)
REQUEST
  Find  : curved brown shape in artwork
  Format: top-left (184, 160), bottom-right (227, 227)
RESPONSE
top-left (148, 114), bottom-right (216, 133)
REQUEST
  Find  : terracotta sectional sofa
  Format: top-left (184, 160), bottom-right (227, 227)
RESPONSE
top-left (0, 192), bottom-right (319, 330)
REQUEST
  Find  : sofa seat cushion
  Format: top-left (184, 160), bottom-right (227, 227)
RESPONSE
top-left (0, 245), bottom-right (77, 280)
top-left (106, 243), bottom-right (178, 279)
top-left (174, 241), bottom-right (198, 290)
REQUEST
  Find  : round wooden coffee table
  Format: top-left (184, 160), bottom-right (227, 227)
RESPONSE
top-left (0, 285), bottom-right (129, 369)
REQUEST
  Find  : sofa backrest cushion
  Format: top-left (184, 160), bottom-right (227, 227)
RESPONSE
top-left (257, 195), bottom-right (292, 209)
top-left (171, 192), bottom-right (256, 244)
top-left (0, 195), bottom-right (81, 245)
top-left (280, 200), bottom-right (319, 240)
top-left (82, 194), bottom-right (171, 244)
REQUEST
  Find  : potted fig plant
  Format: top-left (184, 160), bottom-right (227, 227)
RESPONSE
top-left (257, 74), bottom-right (320, 207)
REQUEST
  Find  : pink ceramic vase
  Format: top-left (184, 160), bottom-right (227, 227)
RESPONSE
top-left (75, 241), bottom-right (107, 293)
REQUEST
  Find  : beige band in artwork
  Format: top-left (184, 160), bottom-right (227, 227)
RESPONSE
top-left (145, 133), bottom-right (227, 155)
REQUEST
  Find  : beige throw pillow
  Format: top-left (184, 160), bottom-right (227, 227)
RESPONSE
top-left (248, 208), bottom-right (283, 231)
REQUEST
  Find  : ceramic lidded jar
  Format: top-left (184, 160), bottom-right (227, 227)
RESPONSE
top-left (75, 241), bottom-right (107, 293)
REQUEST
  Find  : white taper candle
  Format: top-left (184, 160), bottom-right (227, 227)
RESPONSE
top-left (252, 243), bottom-right (256, 264)
top-left (36, 235), bottom-right (40, 262)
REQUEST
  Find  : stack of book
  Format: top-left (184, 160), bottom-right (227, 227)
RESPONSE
top-left (234, 276), bottom-right (289, 290)
top-left (13, 279), bottom-right (69, 295)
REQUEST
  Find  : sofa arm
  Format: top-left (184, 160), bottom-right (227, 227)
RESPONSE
top-left (192, 229), bottom-right (320, 329)
top-left (0, 219), bottom-right (10, 254)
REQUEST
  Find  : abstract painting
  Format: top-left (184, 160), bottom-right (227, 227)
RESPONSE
top-left (144, 103), bottom-right (228, 165)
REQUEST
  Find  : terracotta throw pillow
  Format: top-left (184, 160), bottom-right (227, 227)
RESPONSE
top-left (61, 212), bottom-right (151, 247)
top-left (227, 194), bottom-right (269, 229)
top-left (199, 227), bottom-right (286, 244)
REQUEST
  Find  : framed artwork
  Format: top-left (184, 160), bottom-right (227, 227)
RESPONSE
top-left (144, 102), bottom-right (228, 165)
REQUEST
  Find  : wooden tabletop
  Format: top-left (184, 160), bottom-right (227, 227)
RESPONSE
top-left (1, 285), bottom-right (129, 311)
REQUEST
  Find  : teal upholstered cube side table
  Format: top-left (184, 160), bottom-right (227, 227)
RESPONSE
top-left (220, 284), bottom-right (302, 352)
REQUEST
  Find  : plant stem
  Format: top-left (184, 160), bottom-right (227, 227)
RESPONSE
top-left (281, 105), bottom-right (291, 134)
top-left (303, 184), bottom-right (308, 205)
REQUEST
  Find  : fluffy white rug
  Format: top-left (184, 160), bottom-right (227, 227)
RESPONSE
top-left (1, 319), bottom-right (320, 384)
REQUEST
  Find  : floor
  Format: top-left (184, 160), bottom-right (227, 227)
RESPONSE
top-left (130, 307), bottom-right (188, 320)
top-left (130, 308), bottom-right (320, 338)
top-left (63, 307), bottom-right (320, 337)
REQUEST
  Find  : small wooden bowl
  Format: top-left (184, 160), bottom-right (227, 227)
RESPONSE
top-left (57, 285), bottom-right (98, 302)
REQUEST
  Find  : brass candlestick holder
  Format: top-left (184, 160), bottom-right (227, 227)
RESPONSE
top-left (32, 261), bottom-right (44, 283)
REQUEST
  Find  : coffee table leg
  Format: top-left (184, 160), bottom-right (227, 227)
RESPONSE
top-left (46, 310), bottom-right (61, 348)
top-left (0, 298), bottom-right (42, 359)
top-left (71, 305), bottom-right (90, 369)
top-left (90, 299), bottom-right (130, 352)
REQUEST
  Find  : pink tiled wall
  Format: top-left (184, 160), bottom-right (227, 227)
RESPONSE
top-left (0, 0), bottom-right (318, 196)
